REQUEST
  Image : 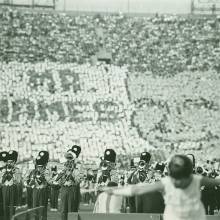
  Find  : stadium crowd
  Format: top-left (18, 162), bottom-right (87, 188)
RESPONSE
top-left (0, 8), bottom-right (220, 76)
top-left (0, 7), bottom-right (219, 161)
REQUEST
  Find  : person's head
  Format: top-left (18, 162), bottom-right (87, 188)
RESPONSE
top-left (7, 160), bottom-right (14, 166)
top-left (87, 169), bottom-right (94, 180)
top-left (168, 155), bottom-right (193, 189)
top-left (7, 150), bottom-right (18, 166)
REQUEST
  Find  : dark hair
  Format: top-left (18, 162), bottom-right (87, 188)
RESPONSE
top-left (186, 154), bottom-right (195, 168)
top-left (168, 155), bottom-right (193, 179)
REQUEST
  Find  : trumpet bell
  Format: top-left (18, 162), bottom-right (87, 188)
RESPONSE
top-left (138, 160), bottom-right (146, 170)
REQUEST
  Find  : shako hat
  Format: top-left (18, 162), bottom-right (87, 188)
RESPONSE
top-left (104, 149), bottom-right (116, 163)
top-left (140, 152), bottom-right (151, 163)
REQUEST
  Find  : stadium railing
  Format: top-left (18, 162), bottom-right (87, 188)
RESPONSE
top-left (11, 206), bottom-right (44, 220)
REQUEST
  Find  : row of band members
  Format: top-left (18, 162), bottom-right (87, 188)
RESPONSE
top-left (0, 147), bottom-right (219, 220)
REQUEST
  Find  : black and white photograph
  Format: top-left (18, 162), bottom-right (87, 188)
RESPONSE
top-left (0, 0), bottom-right (220, 220)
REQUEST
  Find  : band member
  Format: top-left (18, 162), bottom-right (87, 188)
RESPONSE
top-left (0, 151), bottom-right (8, 219)
top-left (2, 150), bottom-right (22, 220)
top-left (127, 152), bottom-right (151, 213)
top-left (58, 145), bottom-right (81, 220)
top-left (16, 165), bottom-right (24, 209)
top-left (118, 174), bottom-right (125, 186)
top-left (83, 169), bottom-right (96, 205)
top-left (30, 151), bottom-right (50, 220)
top-left (96, 149), bottom-right (118, 188)
top-left (154, 162), bottom-right (166, 181)
top-left (49, 165), bottom-right (60, 211)
top-left (24, 164), bottom-right (34, 209)
top-left (128, 152), bottom-right (151, 184)
top-left (136, 162), bottom-right (165, 213)
top-left (80, 174), bottom-right (88, 203)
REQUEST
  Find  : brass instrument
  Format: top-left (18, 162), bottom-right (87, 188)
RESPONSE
top-left (98, 170), bottom-right (110, 184)
top-left (36, 169), bottom-right (45, 185)
top-left (28, 167), bottom-right (45, 188)
top-left (2, 164), bottom-right (16, 183)
top-left (55, 160), bottom-right (76, 184)
top-left (129, 163), bottom-right (148, 184)
top-left (138, 160), bottom-right (146, 171)
top-left (97, 160), bottom-right (112, 185)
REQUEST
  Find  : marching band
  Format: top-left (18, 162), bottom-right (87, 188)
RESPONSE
top-left (0, 148), bottom-right (220, 220)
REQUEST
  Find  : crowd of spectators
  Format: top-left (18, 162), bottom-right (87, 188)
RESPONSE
top-left (0, 8), bottom-right (220, 76)
top-left (129, 70), bottom-right (220, 159)
top-left (0, 62), bottom-right (151, 162)
top-left (0, 7), bottom-right (219, 162)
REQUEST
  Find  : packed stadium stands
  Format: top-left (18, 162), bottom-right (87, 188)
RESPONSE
top-left (1, 8), bottom-right (220, 75)
top-left (0, 7), bottom-right (220, 163)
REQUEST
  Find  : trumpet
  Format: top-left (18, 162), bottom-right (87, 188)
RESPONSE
top-left (2, 164), bottom-right (16, 183)
top-left (28, 168), bottom-right (45, 187)
top-left (138, 160), bottom-right (146, 171)
top-left (55, 160), bottom-right (75, 183)
top-left (36, 170), bottom-right (45, 184)
top-left (100, 160), bottom-right (109, 171)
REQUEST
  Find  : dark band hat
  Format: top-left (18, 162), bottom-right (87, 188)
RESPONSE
top-left (155, 162), bottom-right (165, 173)
top-left (104, 149), bottom-right (116, 163)
top-left (140, 152), bottom-right (151, 163)
top-left (8, 150), bottom-right (18, 162)
top-left (36, 151), bottom-right (49, 166)
top-left (0, 151), bottom-right (8, 162)
top-left (65, 145), bottom-right (81, 160)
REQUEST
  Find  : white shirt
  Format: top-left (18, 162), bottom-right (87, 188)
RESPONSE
top-left (162, 175), bottom-right (206, 220)
top-left (93, 191), bottom-right (125, 213)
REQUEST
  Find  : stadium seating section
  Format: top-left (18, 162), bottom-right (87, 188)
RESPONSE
top-left (0, 8), bottom-right (219, 163)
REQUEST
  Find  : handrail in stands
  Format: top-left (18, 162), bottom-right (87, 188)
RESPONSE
top-left (11, 206), bottom-right (44, 220)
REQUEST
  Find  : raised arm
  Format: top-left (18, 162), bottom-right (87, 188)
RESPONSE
top-left (200, 176), bottom-right (220, 188)
top-left (107, 181), bottom-right (164, 197)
